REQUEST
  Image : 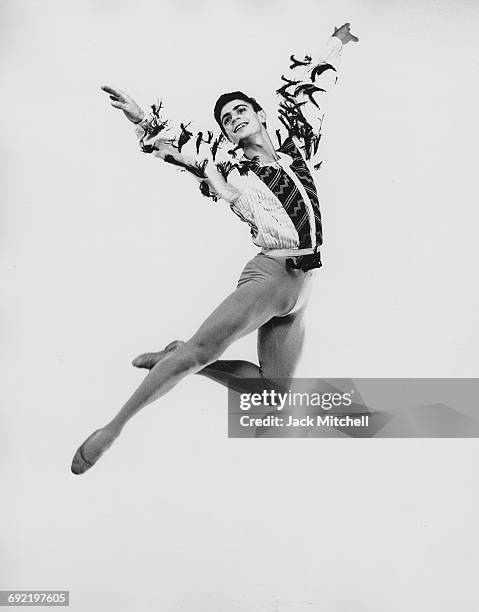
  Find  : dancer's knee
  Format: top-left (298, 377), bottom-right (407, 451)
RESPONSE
top-left (260, 362), bottom-right (297, 381)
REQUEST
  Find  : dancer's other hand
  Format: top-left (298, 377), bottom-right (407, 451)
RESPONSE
top-left (101, 85), bottom-right (145, 124)
top-left (332, 23), bottom-right (359, 44)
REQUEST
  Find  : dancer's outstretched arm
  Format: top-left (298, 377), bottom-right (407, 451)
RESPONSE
top-left (101, 85), bottom-right (240, 203)
top-left (276, 22), bottom-right (358, 167)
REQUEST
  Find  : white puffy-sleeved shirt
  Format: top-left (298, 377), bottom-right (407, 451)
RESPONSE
top-left (135, 36), bottom-right (343, 271)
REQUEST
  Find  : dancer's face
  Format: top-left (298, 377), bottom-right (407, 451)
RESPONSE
top-left (220, 100), bottom-right (266, 145)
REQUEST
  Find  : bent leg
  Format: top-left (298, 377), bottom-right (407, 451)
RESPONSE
top-left (114, 277), bottom-right (291, 425)
top-left (133, 266), bottom-right (314, 393)
top-left (257, 306), bottom-right (308, 379)
top-left (197, 303), bottom-right (308, 394)
top-left (134, 348), bottom-right (270, 394)
top-left (71, 274), bottom-right (291, 473)
top-left (198, 268), bottom-right (314, 388)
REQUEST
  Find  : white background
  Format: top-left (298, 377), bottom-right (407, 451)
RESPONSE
top-left (2, 0), bottom-right (479, 610)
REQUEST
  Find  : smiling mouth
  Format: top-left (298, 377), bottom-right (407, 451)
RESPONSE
top-left (234, 122), bottom-right (248, 133)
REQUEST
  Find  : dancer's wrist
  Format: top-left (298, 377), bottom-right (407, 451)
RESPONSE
top-left (132, 112), bottom-right (146, 125)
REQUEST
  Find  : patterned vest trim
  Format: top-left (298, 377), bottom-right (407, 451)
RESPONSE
top-left (247, 157), bottom-right (313, 250)
top-left (279, 137), bottom-right (323, 247)
top-left (241, 138), bottom-right (323, 271)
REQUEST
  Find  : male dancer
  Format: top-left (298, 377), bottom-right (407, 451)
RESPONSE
top-left (71, 23), bottom-right (358, 474)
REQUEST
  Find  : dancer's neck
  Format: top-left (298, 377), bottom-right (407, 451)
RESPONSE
top-left (241, 131), bottom-right (279, 165)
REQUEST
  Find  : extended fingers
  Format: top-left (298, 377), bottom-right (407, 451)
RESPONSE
top-left (101, 84), bottom-right (120, 95)
top-left (101, 85), bottom-right (126, 100)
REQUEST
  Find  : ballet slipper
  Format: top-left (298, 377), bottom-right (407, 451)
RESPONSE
top-left (71, 428), bottom-right (114, 475)
top-left (132, 340), bottom-right (184, 369)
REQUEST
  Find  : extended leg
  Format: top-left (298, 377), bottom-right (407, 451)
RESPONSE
top-left (133, 272), bottom-right (313, 392)
top-left (71, 275), bottom-right (291, 474)
top-left (133, 343), bottom-right (265, 387)
top-left (134, 346), bottom-right (273, 393)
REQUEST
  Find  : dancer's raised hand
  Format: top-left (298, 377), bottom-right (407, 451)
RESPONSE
top-left (333, 23), bottom-right (359, 44)
top-left (101, 85), bottom-right (145, 124)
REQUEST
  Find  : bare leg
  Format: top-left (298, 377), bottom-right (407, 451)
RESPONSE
top-left (134, 344), bottom-right (266, 390)
top-left (132, 260), bottom-right (312, 395)
top-left (256, 305), bottom-right (308, 379)
top-left (71, 275), bottom-right (295, 474)
top-left (132, 340), bottom-right (185, 369)
top-left (132, 303), bottom-right (308, 394)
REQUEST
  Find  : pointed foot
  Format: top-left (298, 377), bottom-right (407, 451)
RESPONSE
top-left (132, 340), bottom-right (184, 370)
top-left (71, 427), bottom-right (117, 475)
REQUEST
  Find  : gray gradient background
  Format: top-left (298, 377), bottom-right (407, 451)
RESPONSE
top-left (2, 0), bottom-right (479, 610)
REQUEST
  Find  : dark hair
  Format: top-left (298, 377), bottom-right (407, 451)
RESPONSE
top-left (213, 91), bottom-right (264, 133)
